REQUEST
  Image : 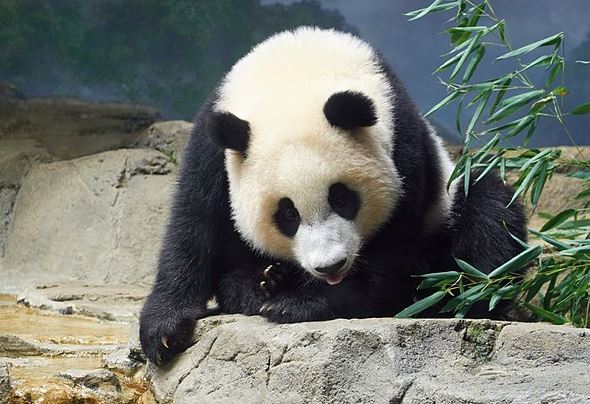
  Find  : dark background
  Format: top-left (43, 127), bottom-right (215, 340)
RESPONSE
top-left (1, 0), bottom-right (588, 145)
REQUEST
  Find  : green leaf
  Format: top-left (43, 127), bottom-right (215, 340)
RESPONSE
top-left (489, 75), bottom-right (513, 115)
top-left (435, 52), bottom-right (463, 72)
top-left (546, 60), bottom-right (563, 87)
top-left (417, 271), bottom-right (460, 290)
top-left (508, 160), bottom-right (543, 207)
top-left (487, 90), bottom-right (545, 123)
top-left (519, 54), bottom-right (554, 73)
top-left (395, 291), bottom-right (446, 318)
top-left (567, 171), bottom-right (590, 180)
top-left (419, 271), bottom-right (461, 280)
top-left (523, 303), bottom-right (567, 325)
top-left (560, 245), bottom-right (590, 256)
top-left (488, 245), bottom-right (542, 278)
top-left (553, 86), bottom-right (568, 97)
top-left (465, 89), bottom-right (491, 135)
top-left (424, 91), bottom-right (461, 117)
top-left (528, 229), bottom-right (571, 251)
top-left (496, 33), bottom-right (563, 60)
top-left (450, 32), bottom-right (482, 81)
top-left (489, 293), bottom-right (503, 311)
top-left (530, 161), bottom-right (549, 207)
top-left (571, 103), bottom-right (590, 115)
top-left (463, 43), bottom-right (485, 82)
top-left (524, 115), bottom-right (539, 146)
top-left (455, 258), bottom-right (488, 279)
top-left (540, 209), bottom-right (576, 231)
top-left (475, 155), bottom-right (502, 183)
top-left (575, 188), bottom-right (590, 199)
top-left (506, 114), bottom-right (537, 138)
top-left (464, 156), bottom-right (471, 196)
top-left (525, 275), bottom-right (549, 302)
top-left (407, 0), bottom-right (445, 21)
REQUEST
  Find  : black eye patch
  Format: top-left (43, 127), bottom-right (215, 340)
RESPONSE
top-left (329, 183), bottom-right (360, 220)
top-left (274, 197), bottom-right (300, 237)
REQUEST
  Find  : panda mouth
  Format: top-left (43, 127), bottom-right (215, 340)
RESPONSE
top-left (325, 273), bottom-right (345, 285)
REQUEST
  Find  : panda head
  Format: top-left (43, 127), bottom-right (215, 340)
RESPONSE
top-left (208, 28), bottom-right (401, 285)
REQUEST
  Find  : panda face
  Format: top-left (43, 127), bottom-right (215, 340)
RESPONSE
top-left (213, 27), bottom-right (402, 284)
top-left (223, 127), bottom-right (399, 285)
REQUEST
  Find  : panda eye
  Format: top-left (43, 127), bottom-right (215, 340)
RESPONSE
top-left (274, 197), bottom-right (300, 237)
top-left (329, 183), bottom-right (360, 220)
top-left (332, 191), bottom-right (348, 209)
top-left (283, 207), bottom-right (299, 221)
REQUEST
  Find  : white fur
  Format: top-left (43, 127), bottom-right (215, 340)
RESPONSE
top-left (424, 124), bottom-right (459, 229)
top-left (217, 27), bottom-right (402, 260)
top-left (294, 214), bottom-right (360, 275)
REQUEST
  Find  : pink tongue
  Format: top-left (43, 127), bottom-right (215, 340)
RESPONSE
top-left (326, 274), bottom-right (344, 285)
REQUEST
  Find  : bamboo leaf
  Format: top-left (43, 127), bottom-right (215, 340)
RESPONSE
top-left (450, 33), bottom-right (482, 81)
top-left (487, 90), bottom-right (545, 123)
top-left (435, 52), bottom-right (463, 72)
top-left (546, 61), bottom-right (563, 87)
top-left (496, 33), bottom-right (563, 60)
top-left (519, 54), bottom-right (554, 73)
top-left (540, 209), bottom-right (576, 231)
top-left (395, 291), bottom-right (446, 317)
top-left (506, 114), bottom-right (536, 138)
top-left (528, 229), bottom-right (571, 251)
top-left (404, 1), bottom-right (459, 19)
top-left (474, 155), bottom-right (502, 183)
top-left (464, 156), bottom-right (471, 196)
top-left (523, 303), bottom-right (567, 325)
top-left (455, 258), bottom-right (488, 279)
top-left (407, 0), bottom-right (445, 21)
top-left (571, 103), bottom-right (590, 115)
top-left (488, 245), bottom-right (543, 278)
top-left (424, 91), bottom-right (461, 117)
top-left (466, 90), bottom-right (491, 136)
top-left (489, 75), bottom-right (512, 115)
top-left (508, 160), bottom-right (543, 207)
top-left (463, 43), bottom-right (485, 82)
top-left (530, 161), bottom-right (549, 207)
top-left (560, 245), bottom-right (590, 256)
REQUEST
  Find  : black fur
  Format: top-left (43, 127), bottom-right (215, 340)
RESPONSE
top-left (323, 91), bottom-right (378, 130)
top-left (207, 111), bottom-right (250, 154)
top-left (274, 198), bottom-right (300, 237)
top-left (139, 45), bottom-right (527, 366)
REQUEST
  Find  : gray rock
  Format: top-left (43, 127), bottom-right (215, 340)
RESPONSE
top-left (58, 368), bottom-right (121, 392)
top-left (0, 139), bottom-right (55, 257)
top-left (1, 149), bottom-right (174, 290)
top-left (0, 97), bottom-right (160, 159)
top-left (148, 316), bottom-right (590, 404)
top-left (134, 120), bottom-right (193, 165)
top-left (0, 361), bottom-right (11, 404)
top-left (17, 283), bottom-right (148, 321)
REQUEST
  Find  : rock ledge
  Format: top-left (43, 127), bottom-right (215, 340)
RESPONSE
top-left (149, 315), bottom-right (590, 404)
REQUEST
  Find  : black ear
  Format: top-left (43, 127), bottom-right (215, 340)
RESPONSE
top-left (207, 111), bottom-right (250, 153)
top-left (323, 91), bottom-right (378, 130)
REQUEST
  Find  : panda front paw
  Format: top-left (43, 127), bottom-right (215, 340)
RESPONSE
top-left (139, 312), bottom-right (196, 366)
top-left (258, 263), bottom-right (289, 298)
top-left (259, 292), bottom-right (334, 323)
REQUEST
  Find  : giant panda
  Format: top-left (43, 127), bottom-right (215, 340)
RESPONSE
top-left (140, 27), bottom-right (527, 365)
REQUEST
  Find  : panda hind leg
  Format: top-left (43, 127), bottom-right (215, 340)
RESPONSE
top-left (448, 172), bottom-right (528, 318)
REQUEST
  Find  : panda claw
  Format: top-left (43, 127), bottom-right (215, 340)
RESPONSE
top-left (263, 265), bottom-right (273, 277)
top-left (161, 336), bottom-right (169, 349)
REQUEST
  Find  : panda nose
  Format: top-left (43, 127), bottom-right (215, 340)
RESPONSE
top-left (315, 259), bottom-right (347, 275)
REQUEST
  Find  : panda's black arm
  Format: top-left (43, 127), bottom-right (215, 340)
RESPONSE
top-left (139, 104), bottom-right (231, 365)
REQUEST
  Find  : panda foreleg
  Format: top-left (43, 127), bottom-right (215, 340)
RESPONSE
top-left (216, 262), bottom-right (287, 315)
top-left (139, 117), bottom-right (231, 366)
